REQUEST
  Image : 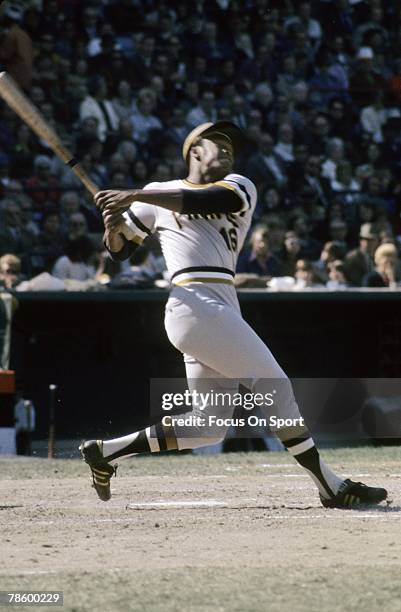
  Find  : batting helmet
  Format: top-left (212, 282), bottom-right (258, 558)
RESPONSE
top-left (182, 121), bottom-right (245, 164)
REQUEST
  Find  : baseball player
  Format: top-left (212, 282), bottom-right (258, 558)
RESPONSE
top-left (80, 121), bottom-right (387, 508)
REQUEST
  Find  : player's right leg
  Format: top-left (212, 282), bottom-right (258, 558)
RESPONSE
top-left (163, 289), bottom-right (388, 508)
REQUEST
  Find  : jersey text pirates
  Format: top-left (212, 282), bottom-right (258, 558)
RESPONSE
top-left (121, 173), bottom-right (257, 289)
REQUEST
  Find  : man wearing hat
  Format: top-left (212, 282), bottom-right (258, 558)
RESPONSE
top-left (80, 121), bottom-right (387, 510)
top-left (344, 222), bottom-right (379, 286)
top-left (0, 5), bottom-right (33, 90)
top-left (350, 46), bottom-right (384, 107)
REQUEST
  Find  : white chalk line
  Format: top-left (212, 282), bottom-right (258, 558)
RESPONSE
top-left (0, 568), bottom-right (127, 577)
top-left (13, 513), bottom-right (400, 525)
top-left (2, 503), bottom-right (399, 529)
top-left (1, 569), bottom-right (60, 576)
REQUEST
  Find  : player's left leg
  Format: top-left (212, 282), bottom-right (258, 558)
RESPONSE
top-left (80, 361), bottom-right (236, 500)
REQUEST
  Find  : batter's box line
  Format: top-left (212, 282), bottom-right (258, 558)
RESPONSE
top-left (125, 498), bottom-right (319, 510)
top-left (125, 499), bottom-right (397, 512)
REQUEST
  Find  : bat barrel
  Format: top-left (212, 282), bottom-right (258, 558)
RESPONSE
top-left (0, 72), bottom-right (99, 197)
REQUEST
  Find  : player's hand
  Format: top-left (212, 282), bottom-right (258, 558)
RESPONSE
top-left (102, 208), bottom-right (126, 232)
top-left (94, 190), bottom-right (138, 212)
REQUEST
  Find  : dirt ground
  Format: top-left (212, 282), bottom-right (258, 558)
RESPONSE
top-left (1, 446), bottom-right (401, 612)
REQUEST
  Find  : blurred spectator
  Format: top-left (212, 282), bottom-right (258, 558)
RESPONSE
top-left (166, 108), bottom-right (188, 148)
top-left (276, 55), bottom-right (298, 99)
top-left (0, 6), bottom-right (33, 90)
top-left (31, 211), bottom-right (65, 274)
top-left (264, 216), bottom-right (287, 256)
top-left (25, 156), bottom-right (60, 206)
top-left (112, 80), bottom-right (135, 122)
top-left (131, 88), bottom-right (163, 145)
top-left (0, 200), bottom-right (36, 258)
top-left (284, 2), bottom-right (322, 47)
top-left (52, 236), bottom-right (96, 281)
top-left (314, 241), bottom-right (347, 283)
top-left (230, 94), bottom-right (248, 130)
top-left (364, 242), bottom-right (401, 288)
top-left (289, 213), bottom-right (321, 260)
top-left (10, 124), bottom-right (34, 178)
top-left (79, 6), bottom-right (102, 46)
top-left (117, 140), bottom-right (138, 170)
top-left (353, 4), bottom-right (387, 50)
top-left (19, 194), bottom-right (39, 237)
top-left (37, 211), bottom-right (64, 249)
top-left (237, 225), bottom-right (282, 277)
top-left (79, 76), bottom-right (119, 142)
top-left (300, 155), bottom-right (330, 209)
top-left (255, 187), bottom-right (283, 220)
top-left (321, 138), bottom-right (345, 182)
top-left (90, 38), bottom-right (129, 93)
top-left (307, 113), bottom-right (331, 156)
top-left (356, 143), bottom-right (383, 183)
top-left (130, 35), bottom-right (155, 88)
top-left (252, 82), bottom-right (274, 124)
top-left (330, 160), bottom-right (360, 195)
top-left (67, 212), bottom-right (89, 242)
top-left (59, 191), bottom-right (82, 226)
top-left (327, 98), bottom-right (352, 140)
top-left (245, 133), bottom-right (287, 193)
top-left (279, 231), bottom-right (304, 277)
top-left (274, 123), bottom-right (294, 163)
top-left (149, 163), bottom-right (171, 183)
top-left (309, 50), bottom-right (344, 109)
top-left (0, 253), bottom-right (23, 289)
top-left (328, 218), bottom-right (349, 251)
top-left (360, 91), bottom-right (387, 143)
top-left (132, 160), bottom-right (148, 188)
top-left (74, 115), bottom-right (99, 155)
top-left (294, 259), bottom-right (324, 289)
top-left (326, 260), bottom-right (349, 290)
top-left (350, 47), bottom-right (384, 107)
top-left (345, 222), bottom-right (379, 286)
top-left (186, 90), bottom-right (218, 129)
top-left (195, 21), bottom-right (232, 64)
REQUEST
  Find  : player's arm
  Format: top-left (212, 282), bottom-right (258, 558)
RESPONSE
top-left (102, 195), bottom-right (157, 261)
top-left (102, 209), bottom-right (140, 261)
top-left (94, 186), bottom-right (243, 215)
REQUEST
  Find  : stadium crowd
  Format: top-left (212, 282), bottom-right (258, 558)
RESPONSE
top-left (1, 0), bottom-right (401, 291)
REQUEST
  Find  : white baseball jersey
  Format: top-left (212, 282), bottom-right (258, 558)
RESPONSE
top-left (121, 173), bottom-right (257, 304)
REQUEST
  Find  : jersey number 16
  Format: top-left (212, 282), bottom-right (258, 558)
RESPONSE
top-left (220, 227), bottom-right (238, 252)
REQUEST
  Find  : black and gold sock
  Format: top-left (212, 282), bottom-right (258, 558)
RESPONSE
top-left (102, 422), bottom-right (178, 461)
top-left (279, 428), bottom-right (343, 499)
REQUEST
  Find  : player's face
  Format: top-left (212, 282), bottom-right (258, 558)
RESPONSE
top-left (198, 136), bottom-right (234, 180)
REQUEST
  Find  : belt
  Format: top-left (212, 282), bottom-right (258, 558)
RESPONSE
top-left (171, 266), bottom-right (235, 286)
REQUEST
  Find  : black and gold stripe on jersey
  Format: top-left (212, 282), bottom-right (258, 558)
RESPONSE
top-left (171, 266), bottom-right (235, 286)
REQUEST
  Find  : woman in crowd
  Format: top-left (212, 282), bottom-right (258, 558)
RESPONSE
top-left (364, 243), bottom-right (401, 288)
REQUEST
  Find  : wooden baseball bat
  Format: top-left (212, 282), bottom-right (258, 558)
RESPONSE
top-left (0, 72), bottom-right (99, 196)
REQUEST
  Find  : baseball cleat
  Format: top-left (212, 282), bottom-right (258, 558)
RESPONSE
top-left (320, 478), bottom-right (387, 509)
top-left (79, 440), bottom-right (117, 502)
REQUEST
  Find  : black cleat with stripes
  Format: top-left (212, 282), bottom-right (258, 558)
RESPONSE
top-left (80, 440), bottom-right (116, 502)
top-left (320, 478), bottom-right (388, 509)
